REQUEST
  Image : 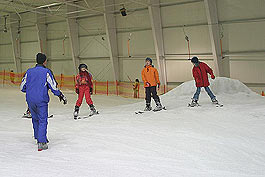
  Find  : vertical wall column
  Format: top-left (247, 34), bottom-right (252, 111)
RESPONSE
top-left (204, 0), bottom-right (229, 77)
top-left (66, 4), bottom-right (80, 74)
top-left (36, 10), bottom-right (51, 68)
top-left (9, 14), bottom-right (22, 73)
top-left (148, 0), bottom-right (167, 86)
top-left (103, 0), bottom-right (120, 81)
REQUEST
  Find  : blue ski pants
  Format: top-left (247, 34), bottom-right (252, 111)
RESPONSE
top-left (27, 102), bottom-right (48, 143)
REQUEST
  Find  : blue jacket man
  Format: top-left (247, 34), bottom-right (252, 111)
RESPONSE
top-left (20, 53), bottom-right (67, 151)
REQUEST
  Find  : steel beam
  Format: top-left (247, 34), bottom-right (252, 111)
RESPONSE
top-left (148, 0), bottom-right (167, 86)
top-left (9, 13), bottom-right (22, 73)
top-left (66, 3), bottom-right (80, 74)
top-left (36, 10), bottom-right (51, 68)
top-left (103, 0), bottom-right (120, 81)
top-left (204, 0), bottom-right (229, 77)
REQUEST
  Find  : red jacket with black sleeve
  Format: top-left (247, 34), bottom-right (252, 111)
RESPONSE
top-left (192, 62), bottom-right (215, 87)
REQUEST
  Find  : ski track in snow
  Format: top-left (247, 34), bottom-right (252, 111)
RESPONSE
top-left (0, 78), bottom-right (265, 177)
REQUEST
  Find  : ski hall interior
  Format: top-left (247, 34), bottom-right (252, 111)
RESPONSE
top-left (0, 0), bottom-right (265, 177)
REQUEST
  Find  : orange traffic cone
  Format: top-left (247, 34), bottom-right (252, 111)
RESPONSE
top-left (262, 91), bottom-right (265, 96)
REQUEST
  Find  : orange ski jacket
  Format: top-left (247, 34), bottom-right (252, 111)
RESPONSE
top-left (141, 65), bottom-right (160, 88)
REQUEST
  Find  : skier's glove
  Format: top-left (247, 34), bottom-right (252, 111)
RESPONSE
top-left (75, 88), bottom-right (79, 94)
top-left (157, 84), bottom-right (160, 90)
top-left (146, 82), bottom-right (151, 87)
top-left (90, 87), bottom-right (93, 95)
top-left (59, 94), bottom-right (67, 105)
top-left (211, 75), bottom-right (215, 79)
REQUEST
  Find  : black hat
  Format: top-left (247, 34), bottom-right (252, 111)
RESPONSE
top-left (145, 57), bottom-right (152, 64)
top-left (191, 56), bottom-right (199, 64)
top-left (36, 53), bottom-right (47, 64)
top-left (78, 64), bottom-right (88, 71)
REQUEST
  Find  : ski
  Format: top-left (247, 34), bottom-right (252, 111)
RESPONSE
top-left (153, 106), bottom-right (167, 112)
top-left (22, 114), bottom-right (54, 119)
top-left (135, 107), bottom-right (166, 114)
top-left (188, 103), bottom-right (201, 107)
top-left (214, 103), bottom-right (223, 107)
top-left (75, 111), bottom-right (99, 120)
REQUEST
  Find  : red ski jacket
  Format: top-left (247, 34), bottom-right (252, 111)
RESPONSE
top-left (192, 62), bottom-right (215, 87)
top-left (75, 71), bottom-right (93, 89)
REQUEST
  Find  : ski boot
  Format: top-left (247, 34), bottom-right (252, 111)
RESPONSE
top-left (23, 108), bottom-right (32, 118)
top-left (73, 106), bottom-right (79, 120)
top-left (38, 142), bottom-right (48, 151)
top-left (35, 138), bottom-right (49, 144)
top-left (188, 99), bottom-right (199, 107)
top-left (153, 100), bottom-right (163, 112)
top-left (89, 104), bottom-right (98, 116)
top-left (211, 98), bottom-right (219, 105)
top-left (144, 103), bottom-right (152, 111)
top-left (211, 98), bottom-right (223, 107)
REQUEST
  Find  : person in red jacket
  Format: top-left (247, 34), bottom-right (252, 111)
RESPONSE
top-left (74, 64), bottom-right (97, 119)
top-left (190, 57), bottom-right (219, 106)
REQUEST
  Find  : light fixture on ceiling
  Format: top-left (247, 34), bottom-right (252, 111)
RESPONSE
top-left (120, 4), bottom-right (127, 16)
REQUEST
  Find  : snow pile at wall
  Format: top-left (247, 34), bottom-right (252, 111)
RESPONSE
top-left (164, 77), bottom-right (255, 98)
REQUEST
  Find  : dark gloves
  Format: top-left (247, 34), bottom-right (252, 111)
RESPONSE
top-left (146, 82), bottom-right (150, 87)
top-left (90, 87), bottom-right (93, 95)
top-left (211, 75), bottom-right (215, 79)
top-left (59, 93), bottom-right (67, 105)
top-left (157, 83), bottom-right (160, 89)
top-left (75, 88), bottom-right (79, 94)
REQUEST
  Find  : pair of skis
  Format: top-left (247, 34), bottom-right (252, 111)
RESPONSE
top-left (22, 114), bottom-right (54, 119)
top-left (135, 106), bottom-right (167, 114)
top-left (74, 111), bottom-right (99, 120)
top-left (188, 103), bottom-right (223, 107)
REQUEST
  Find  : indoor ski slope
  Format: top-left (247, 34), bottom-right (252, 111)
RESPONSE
top-left (0, 77), bottom-right (265, 177)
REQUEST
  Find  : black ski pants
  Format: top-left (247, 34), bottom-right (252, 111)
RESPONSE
top-left (145, 86), bottom-right (160, 104)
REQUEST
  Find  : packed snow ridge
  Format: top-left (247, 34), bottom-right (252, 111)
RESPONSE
top-left (163, 77), bottom-right (255, 98)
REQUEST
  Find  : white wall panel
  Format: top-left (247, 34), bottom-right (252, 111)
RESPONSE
top-left (47, 22), bottom-right (68, 40)
top-left (217, 0), bottom-right (265, 21)
top-left (230, 61), bottom-right (265, 83)
top-left (161, 1), bottom-right (207, 27)
top-left (21, 42), bottom-right (40, 59)
top-left (0, 45), bottom-right (13, 59)
top-left (163, 26), bottom-right (212, 54)
top-left (78, 16), bottom-right (105, 36)
top-left (48, 39), bottom-right (71, 58)
top-left (20, 27), bottom-right (38, 42)
top-left (117, 30), bottom-right (155, 56)
top-left (79, 36), bottom-right (109, 57)
top-left (224, 22), bottom-right (265, 52)
top-left (0, 31), bottom-right (11, 44)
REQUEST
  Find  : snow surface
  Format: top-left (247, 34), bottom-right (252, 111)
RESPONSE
top-left (0, 77), bottom-right (265, 177)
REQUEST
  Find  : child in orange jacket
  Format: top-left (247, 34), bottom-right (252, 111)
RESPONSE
top-left (141, 57), bottom-right (163, 111)
top-left (74, 64), bottom-right (97, 119)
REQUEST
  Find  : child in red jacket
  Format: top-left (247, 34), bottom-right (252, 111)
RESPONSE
top-left (74, 64), bottom-right (97, 119)
top-left (189, 57), bottom-right (219, 107)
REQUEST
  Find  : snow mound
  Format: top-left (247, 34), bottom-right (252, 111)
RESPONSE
top-left (164, 77), bottom-right (254, 98)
